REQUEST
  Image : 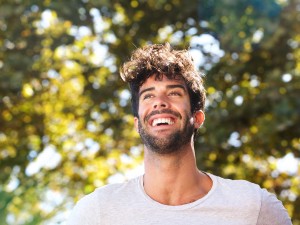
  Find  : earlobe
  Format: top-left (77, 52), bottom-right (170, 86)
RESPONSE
top-left (134, 117), bottom-right (139, 133)
top-left (194, 110), bottom-right (205, 128)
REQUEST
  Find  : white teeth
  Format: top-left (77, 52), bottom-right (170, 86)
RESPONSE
top-left (152, 118), bottom-right (174, 126)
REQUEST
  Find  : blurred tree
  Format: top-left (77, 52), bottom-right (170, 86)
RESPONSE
top-left (0, 0), bottom-right (299, 224)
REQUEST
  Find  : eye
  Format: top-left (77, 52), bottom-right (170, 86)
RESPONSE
top-left (169, 91), bottom-right (181, 96)
top-left (143, 94), bottom-right (154, 100)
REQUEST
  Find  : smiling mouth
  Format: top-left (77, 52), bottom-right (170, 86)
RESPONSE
top-left (151, 118), bottom-right (175, 127)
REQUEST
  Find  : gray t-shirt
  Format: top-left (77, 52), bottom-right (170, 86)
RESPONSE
top-left (66, 173), bottom-right (292, 225)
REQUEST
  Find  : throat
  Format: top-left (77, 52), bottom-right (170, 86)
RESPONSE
top-left (142, 171), bottom-right (211, 206)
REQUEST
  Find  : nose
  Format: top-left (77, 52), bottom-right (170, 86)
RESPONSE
top-left (153, 95), bottom-right (170, 109)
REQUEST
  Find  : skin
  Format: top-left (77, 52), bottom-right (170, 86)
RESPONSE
top-left (134, 74), bottom-right (213, 206)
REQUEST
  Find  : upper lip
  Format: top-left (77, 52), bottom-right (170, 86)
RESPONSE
top-left (148, 114), bottom-right (177, 126)
top-left (145, 109), bottom-right (181, 126)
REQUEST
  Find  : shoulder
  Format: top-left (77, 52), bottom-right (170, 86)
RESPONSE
top-left (66, 190), bottom-right (101, 225)
top-left (256, 188), bottom-right (292, 225)
top-left (66, 176), bottom-right (141, 225)
top-left (209, 174), bottom-right (292, 225)
top-left (93, 176), bottom-right (141, 201)
top-left (211, 174), bottom-right (262, 197)
top-left (205, 173), bottom-right (264, 215)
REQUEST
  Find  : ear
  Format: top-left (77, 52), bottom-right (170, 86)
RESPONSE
top-left (193, 110), bottom-right (205, 129)
top-left (134, 117), bottom-right (139, 133)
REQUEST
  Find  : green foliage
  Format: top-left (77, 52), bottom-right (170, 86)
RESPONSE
top-left (0, 0), bottom-right (299, 224)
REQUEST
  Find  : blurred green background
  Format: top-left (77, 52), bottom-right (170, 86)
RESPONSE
top-left (0, 0), bottom-right (300, 224)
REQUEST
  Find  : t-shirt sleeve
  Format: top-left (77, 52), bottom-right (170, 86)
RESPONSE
top-left (256, 189), bottom-right (292, 225)
top-left (66, 193), bottom-right (100, 225)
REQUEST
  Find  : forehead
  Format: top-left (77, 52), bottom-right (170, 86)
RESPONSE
top-left (139, 74), bottom-right (187, 91)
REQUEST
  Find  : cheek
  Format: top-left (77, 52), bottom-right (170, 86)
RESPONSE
top-left (178, 97), bottom-right (192, 111)
top-left (182, 108), bottom-right (194, 122)
top-left (178, 101), bottom-right (192, 115)
top-left (137, 102), bottom-right (149, 120)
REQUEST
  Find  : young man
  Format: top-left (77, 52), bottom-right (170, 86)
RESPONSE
top-left (67, 43), bottom-right (292, 225)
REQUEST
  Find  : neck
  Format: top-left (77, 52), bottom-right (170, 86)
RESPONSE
top-left (143, 143), bottom-right (212, 205)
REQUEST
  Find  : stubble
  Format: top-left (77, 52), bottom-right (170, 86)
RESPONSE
top-left (138, 110), bottom-right (194, 154)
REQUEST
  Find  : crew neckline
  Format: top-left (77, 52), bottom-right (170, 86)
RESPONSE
top-left (137, 172), bottom-right (217, 210)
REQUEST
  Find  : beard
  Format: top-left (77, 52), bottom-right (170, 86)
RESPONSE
top-left (138, 110), bottom-right (194, 154)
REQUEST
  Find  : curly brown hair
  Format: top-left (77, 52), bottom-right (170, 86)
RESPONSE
top-left (120, 43), bottom-right (206, 118)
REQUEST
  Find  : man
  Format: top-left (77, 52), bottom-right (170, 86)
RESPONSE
top-left (67, 43), bottom-right (292, 225)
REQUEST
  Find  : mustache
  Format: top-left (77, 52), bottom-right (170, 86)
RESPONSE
top-left (144, 109), bottom-right (182, 122)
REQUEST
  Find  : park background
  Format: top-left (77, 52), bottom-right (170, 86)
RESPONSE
top-left (0, 0), bottom-right (300, 224)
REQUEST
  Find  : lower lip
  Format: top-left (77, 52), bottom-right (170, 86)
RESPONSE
top-left (151, 124), bottom-right (175, 131)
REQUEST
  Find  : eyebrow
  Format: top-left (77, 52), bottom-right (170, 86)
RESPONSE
top-left (139, 84), bottom-right (186, 96)
top-left (166, 84), bottom-right (187, 91)
top-left (139, 87), bottom-right (155, 97)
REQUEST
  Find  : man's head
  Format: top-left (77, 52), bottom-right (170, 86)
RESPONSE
top-left (120, 43), bottom-right (206, 119)
top-left (120, 43), bottom-right (206, 153)
top-left (121, 43), bottom-right (206, 154)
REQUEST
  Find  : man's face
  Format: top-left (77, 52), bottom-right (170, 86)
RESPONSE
top-left (134, 74), bottom-right (204, 154)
